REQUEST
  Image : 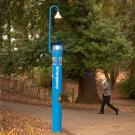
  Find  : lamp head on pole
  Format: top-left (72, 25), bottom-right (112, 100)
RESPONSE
top-left (54, 11), bottom-right (62, 19)
top-left (48, 5), bottom-right (62, 53)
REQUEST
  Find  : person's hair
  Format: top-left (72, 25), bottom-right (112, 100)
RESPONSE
top-left (102, 79), bottom-right (107, 85)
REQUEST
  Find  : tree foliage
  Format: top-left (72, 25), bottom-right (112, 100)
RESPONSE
top-left (0, 0), bottom-right (132, 79)
top-left (120, 74), bottom-right (135, 99)
top-left (58, 1), bottom-right (131, 79)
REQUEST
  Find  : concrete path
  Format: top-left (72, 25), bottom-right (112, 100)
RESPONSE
top-left (0, 101), bottom-right (135, 135)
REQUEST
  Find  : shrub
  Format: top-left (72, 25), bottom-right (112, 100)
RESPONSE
top-left (61, 92), bottom-right (70, 102)
top-left (38, 67), bottom-right (51, 87)
top-left (120, 75), bottom-right (135, 99)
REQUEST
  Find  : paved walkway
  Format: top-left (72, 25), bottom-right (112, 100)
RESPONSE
top-left (0, 101), bottom-right (135, 135)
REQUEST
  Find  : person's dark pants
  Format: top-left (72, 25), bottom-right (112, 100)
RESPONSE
top-left (100, 95), bottom-right (117, 113)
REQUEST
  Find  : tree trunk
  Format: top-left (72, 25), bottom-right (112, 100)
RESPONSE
top-left (103, 70), bottom-right (109, 81)
top-left (130, 58), bottom-right (135, 75)
top-left (76, 75), bottom-right (101, 104)
top-left (110, 65), bottom-right (119, 90)
top-left (103, 65), bottom-right (119, 90)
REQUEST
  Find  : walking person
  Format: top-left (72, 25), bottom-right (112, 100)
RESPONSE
top-left (98, 79), bottom-right (119, 115)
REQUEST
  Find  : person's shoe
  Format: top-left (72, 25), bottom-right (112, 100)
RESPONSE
top-left (115, 109), bottom-right (119, 115)
top-left (98, 112), bottom-right (104, 114)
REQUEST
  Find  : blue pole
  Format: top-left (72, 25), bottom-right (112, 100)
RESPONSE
top-left (48, 5), bottom-right (59, 53)
top-left (48, 5), bottom-right (62, 132)
top-left (52, 44), bottom-right (62, 132)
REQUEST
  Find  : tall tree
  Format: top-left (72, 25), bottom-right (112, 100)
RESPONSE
top-left (93, 0), bottom-right (133, 89)
top-left (0, 0), bottom-right (132, 104)
top-left (124, 1), bottom-right (135, 76)
top-left (57, 0), bottom-right (131, 103)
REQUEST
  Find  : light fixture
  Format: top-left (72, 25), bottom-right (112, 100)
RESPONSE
top-left (54, 11), bottom-right (62, 19)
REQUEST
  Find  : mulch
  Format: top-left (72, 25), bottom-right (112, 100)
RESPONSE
top-left (0, 107), bottom-right (72, 135)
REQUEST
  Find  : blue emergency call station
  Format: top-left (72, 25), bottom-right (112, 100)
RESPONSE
top-left (52, 44), bottom-right (62, 132)
top-left (48, 5), bottom-right (63, 132)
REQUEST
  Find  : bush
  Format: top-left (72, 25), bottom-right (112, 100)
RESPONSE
top-left (120, 75), bottom-right (135, 99)
top-left (38, 67), bottom-right (51, 87)
top-left (61, 92), bottom-right (70, 102)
